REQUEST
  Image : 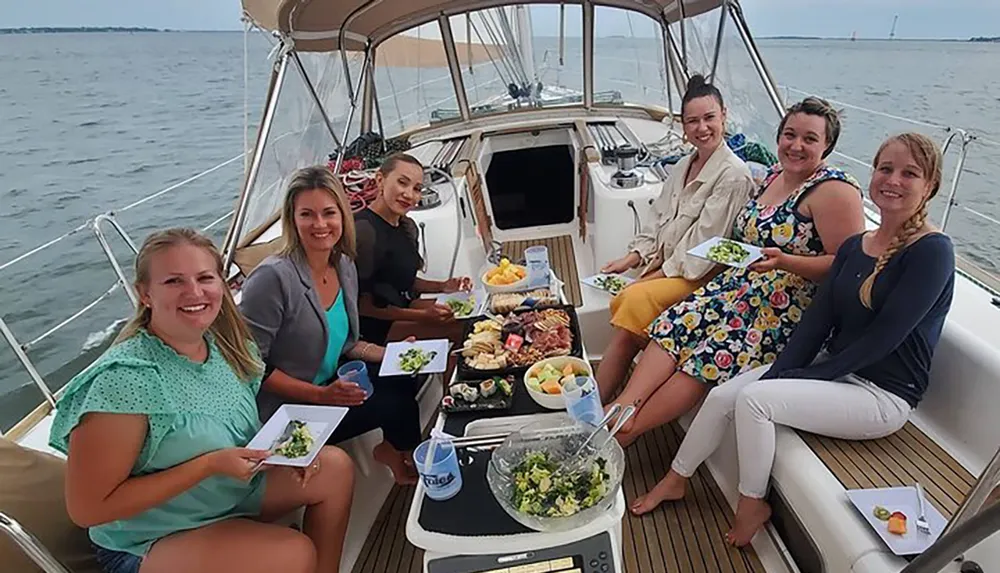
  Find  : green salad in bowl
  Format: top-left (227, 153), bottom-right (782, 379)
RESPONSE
top-left (487, 414), bottom-right (624, 532)
top-left (512, 451), bottom-right (610, 517)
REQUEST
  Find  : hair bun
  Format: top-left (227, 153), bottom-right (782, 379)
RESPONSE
top-left (686, 74), bottom-right (708, 92)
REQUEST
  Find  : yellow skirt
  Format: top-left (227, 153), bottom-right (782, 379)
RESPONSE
top-left (609, 275), bottom-right (714, 337)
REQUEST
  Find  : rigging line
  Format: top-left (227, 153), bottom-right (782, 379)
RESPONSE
top-left (471, 16), bottom-right (516, 89)
top-left (242, 16), bottom-right (249, 174)
top-left (625, 12), bottom-right (642, 96)
top-left (417, 25), bottom-right (427, 115)
top-left (0, 221), bottom-right (90, 273)
top-left (975, 135), bottom-right (1000, 148)
top-left (203, 210), bottom-right (236, 233)
top-left (494, 8), bottom-right (530, 85)
top-left (0, 153), bottom-right (244, 274)
top-left (831, 150), bottom-right (872, 169)
top-left (381, 60), bottom-right (405, 131)
top-left (780, 85), bottom-right (949, 131)
top-left (118, 153), bottom-right (244, 213)
top-left (23, 283), bottom-right (122, 351)
top-left (484, 9), bottom-right (525, 86)
top-left (479, 11), bottom-right (519, 85)
top-left (959, 205), bottom-right (1000, 228)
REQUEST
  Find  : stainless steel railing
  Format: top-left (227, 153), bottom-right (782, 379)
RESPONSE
top-left (0, 512), bottom-right (72, 573)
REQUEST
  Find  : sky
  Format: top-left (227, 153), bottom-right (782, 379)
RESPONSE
top-left (3, 1), bottom-right (999, 40)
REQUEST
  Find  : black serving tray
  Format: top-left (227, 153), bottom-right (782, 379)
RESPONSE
top-left (455, 304), bottom-right (584, 381)
top-left (442, 375), bottom-right (516, 414)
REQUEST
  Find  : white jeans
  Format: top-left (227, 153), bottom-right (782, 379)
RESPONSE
top-left (671, 365), bottom-right (912, 499)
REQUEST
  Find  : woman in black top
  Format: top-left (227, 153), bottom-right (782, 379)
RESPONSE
top-left (355, 153), bottom-right (472, 353)
top-left (630, 133), bottom-right (955, 546)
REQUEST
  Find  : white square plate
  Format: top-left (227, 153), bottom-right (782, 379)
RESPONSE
top-left (247, 404), bottom-right (348, 467)
top-left (434, 290), bottom-right (485, 319)
top-left (379, 339), bottom-right (450, 377)
top-left (580, 273), bottom-right (635, 296)
top-left (686, 236), bottom-right (764, 268)
top-left (846, 486), bottom-right (946, 555)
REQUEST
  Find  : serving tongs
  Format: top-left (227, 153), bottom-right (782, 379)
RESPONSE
top-left (553, 404), bottom-right (636, 477)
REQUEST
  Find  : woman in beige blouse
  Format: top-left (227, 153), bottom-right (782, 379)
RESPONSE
top-left (597, 75), bottom-right (755, 402)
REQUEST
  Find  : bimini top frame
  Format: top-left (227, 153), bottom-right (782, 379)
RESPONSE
top-left (242, 0), bottom-right (724, 52)
top-left (224, 0), bottom-right (787, 270)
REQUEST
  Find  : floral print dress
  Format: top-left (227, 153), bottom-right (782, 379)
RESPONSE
top-left (647, 165), bottom-right (861, 384)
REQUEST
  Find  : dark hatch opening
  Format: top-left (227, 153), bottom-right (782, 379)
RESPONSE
top-left (485, 144), bottom-right (575, 230)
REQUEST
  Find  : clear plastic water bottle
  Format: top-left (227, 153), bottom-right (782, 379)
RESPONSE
top-left (524, 245), bottom-right (550, 289)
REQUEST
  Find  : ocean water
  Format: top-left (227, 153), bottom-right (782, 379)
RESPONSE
top-left (1, 32), bottom-right (998, 430)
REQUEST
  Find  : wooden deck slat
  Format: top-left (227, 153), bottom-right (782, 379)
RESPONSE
top-left (645, 427), bottom-right (693, 573)
top-left (351, 486), bottom-right (424, 573)
top-left (634, 429), bottom-right (675, 573)
top-left (658, 425), bottom-right (714, 573)
top-left (639, 426), bottom-right (684, 573)
top-left (666, 423), bottom-right (752, 573)
top-left (625, 442), bottom-right (660, 573)
top-left (663, 423), bottom-right (739, 573)
top-left (624, 423), bottom-right (768, 573)
top-left (801, 422), bottom-right (975, 519)
top-left (500, 235), bottom-right (583, 307)
top-left (899, 424), bottom-right (976, 487)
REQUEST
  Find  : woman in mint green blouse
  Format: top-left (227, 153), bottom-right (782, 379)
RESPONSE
top-left (50, 228), bottom-right (354, 573)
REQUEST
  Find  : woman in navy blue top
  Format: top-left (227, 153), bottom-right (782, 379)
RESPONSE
top-left (630, 133), bottom-right (955, 546)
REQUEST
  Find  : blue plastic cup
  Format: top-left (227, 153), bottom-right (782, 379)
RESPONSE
top-left (562, 376), bottom-right (604, 427)
top-left (337, 360), bottom-right (373, 400)
top-left (413, 439), bottom-right (463, 501)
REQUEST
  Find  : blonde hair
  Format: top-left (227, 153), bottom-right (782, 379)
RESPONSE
top-left (116, 228), bottom-right (263, 381)
top-left (279, 165), bottom-right (357, 264)
top-left (859, 132), bottom-right (944, 309)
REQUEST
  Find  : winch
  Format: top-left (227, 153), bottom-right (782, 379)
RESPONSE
top-left (610, 145), bottom-right (643, 189)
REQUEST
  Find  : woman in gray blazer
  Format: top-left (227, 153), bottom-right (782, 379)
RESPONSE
top-left (240, 166), bottom-right (421, 484)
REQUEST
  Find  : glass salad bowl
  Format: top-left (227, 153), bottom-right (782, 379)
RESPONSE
top-left (486, 413), bottom-right (625, 532)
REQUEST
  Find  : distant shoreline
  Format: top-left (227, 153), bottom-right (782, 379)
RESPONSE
top-left (0, 27), bottom-right (167, 34)
top-left (761, 35), bottom-right (997, 42)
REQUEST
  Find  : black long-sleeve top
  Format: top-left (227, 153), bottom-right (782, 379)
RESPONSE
top-left (762, 232), bottom-right (955, 407)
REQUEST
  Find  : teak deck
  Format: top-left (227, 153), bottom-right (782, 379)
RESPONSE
top-left (501, 234), bottom-right (584, 307)
top-left (800, 422), bottom-right (975, 517)
top-left (350, 422), bottom-right (766, 573)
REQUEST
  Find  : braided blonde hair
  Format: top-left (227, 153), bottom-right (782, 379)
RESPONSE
top-left (859, 133), bottom-right (943, 309)
top-left (117, 228), bottom-right (263, 381)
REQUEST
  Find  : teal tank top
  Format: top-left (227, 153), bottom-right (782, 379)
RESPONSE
top-left (313, 290), bottom-right (350, 385)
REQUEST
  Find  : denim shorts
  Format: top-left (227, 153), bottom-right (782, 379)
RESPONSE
top-left (93, 544), bottom-right (143, 573)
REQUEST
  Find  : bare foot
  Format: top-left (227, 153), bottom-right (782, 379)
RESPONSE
top-left (630, 471), bottom-right (688, 515)
top-left (726, 496), bottom-right (772, 547)
top-left (373, 442), bottom-right (418, 486)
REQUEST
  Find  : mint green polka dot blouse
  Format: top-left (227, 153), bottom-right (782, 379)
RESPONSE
top-left (49, 329), bottom-right (267, 556)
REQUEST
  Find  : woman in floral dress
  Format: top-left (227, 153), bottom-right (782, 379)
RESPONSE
top-left (610, 97), bottom-right (866, 446)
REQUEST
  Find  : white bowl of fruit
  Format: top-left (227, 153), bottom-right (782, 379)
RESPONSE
top-left (523, 356), bottom-right (593, 409)
top-left (482, 258), bottom-right (529, 293)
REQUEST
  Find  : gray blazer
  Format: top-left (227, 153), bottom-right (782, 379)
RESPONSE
top-left (239, 252), bottom-right (361, 419)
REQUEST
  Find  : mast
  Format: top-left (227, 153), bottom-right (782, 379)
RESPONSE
top-left (515, 5), bottom-right (537, 83)
top-left (889, 14), bottom-right (898, 39)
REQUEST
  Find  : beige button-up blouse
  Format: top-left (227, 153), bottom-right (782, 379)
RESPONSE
top-left (628, 141), bottom-right (755, 280)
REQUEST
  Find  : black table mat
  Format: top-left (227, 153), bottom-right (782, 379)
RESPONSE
top-left (443, 380), bottom-right (549, 436)
top-left (417, 448), bottom-right (532, 536)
